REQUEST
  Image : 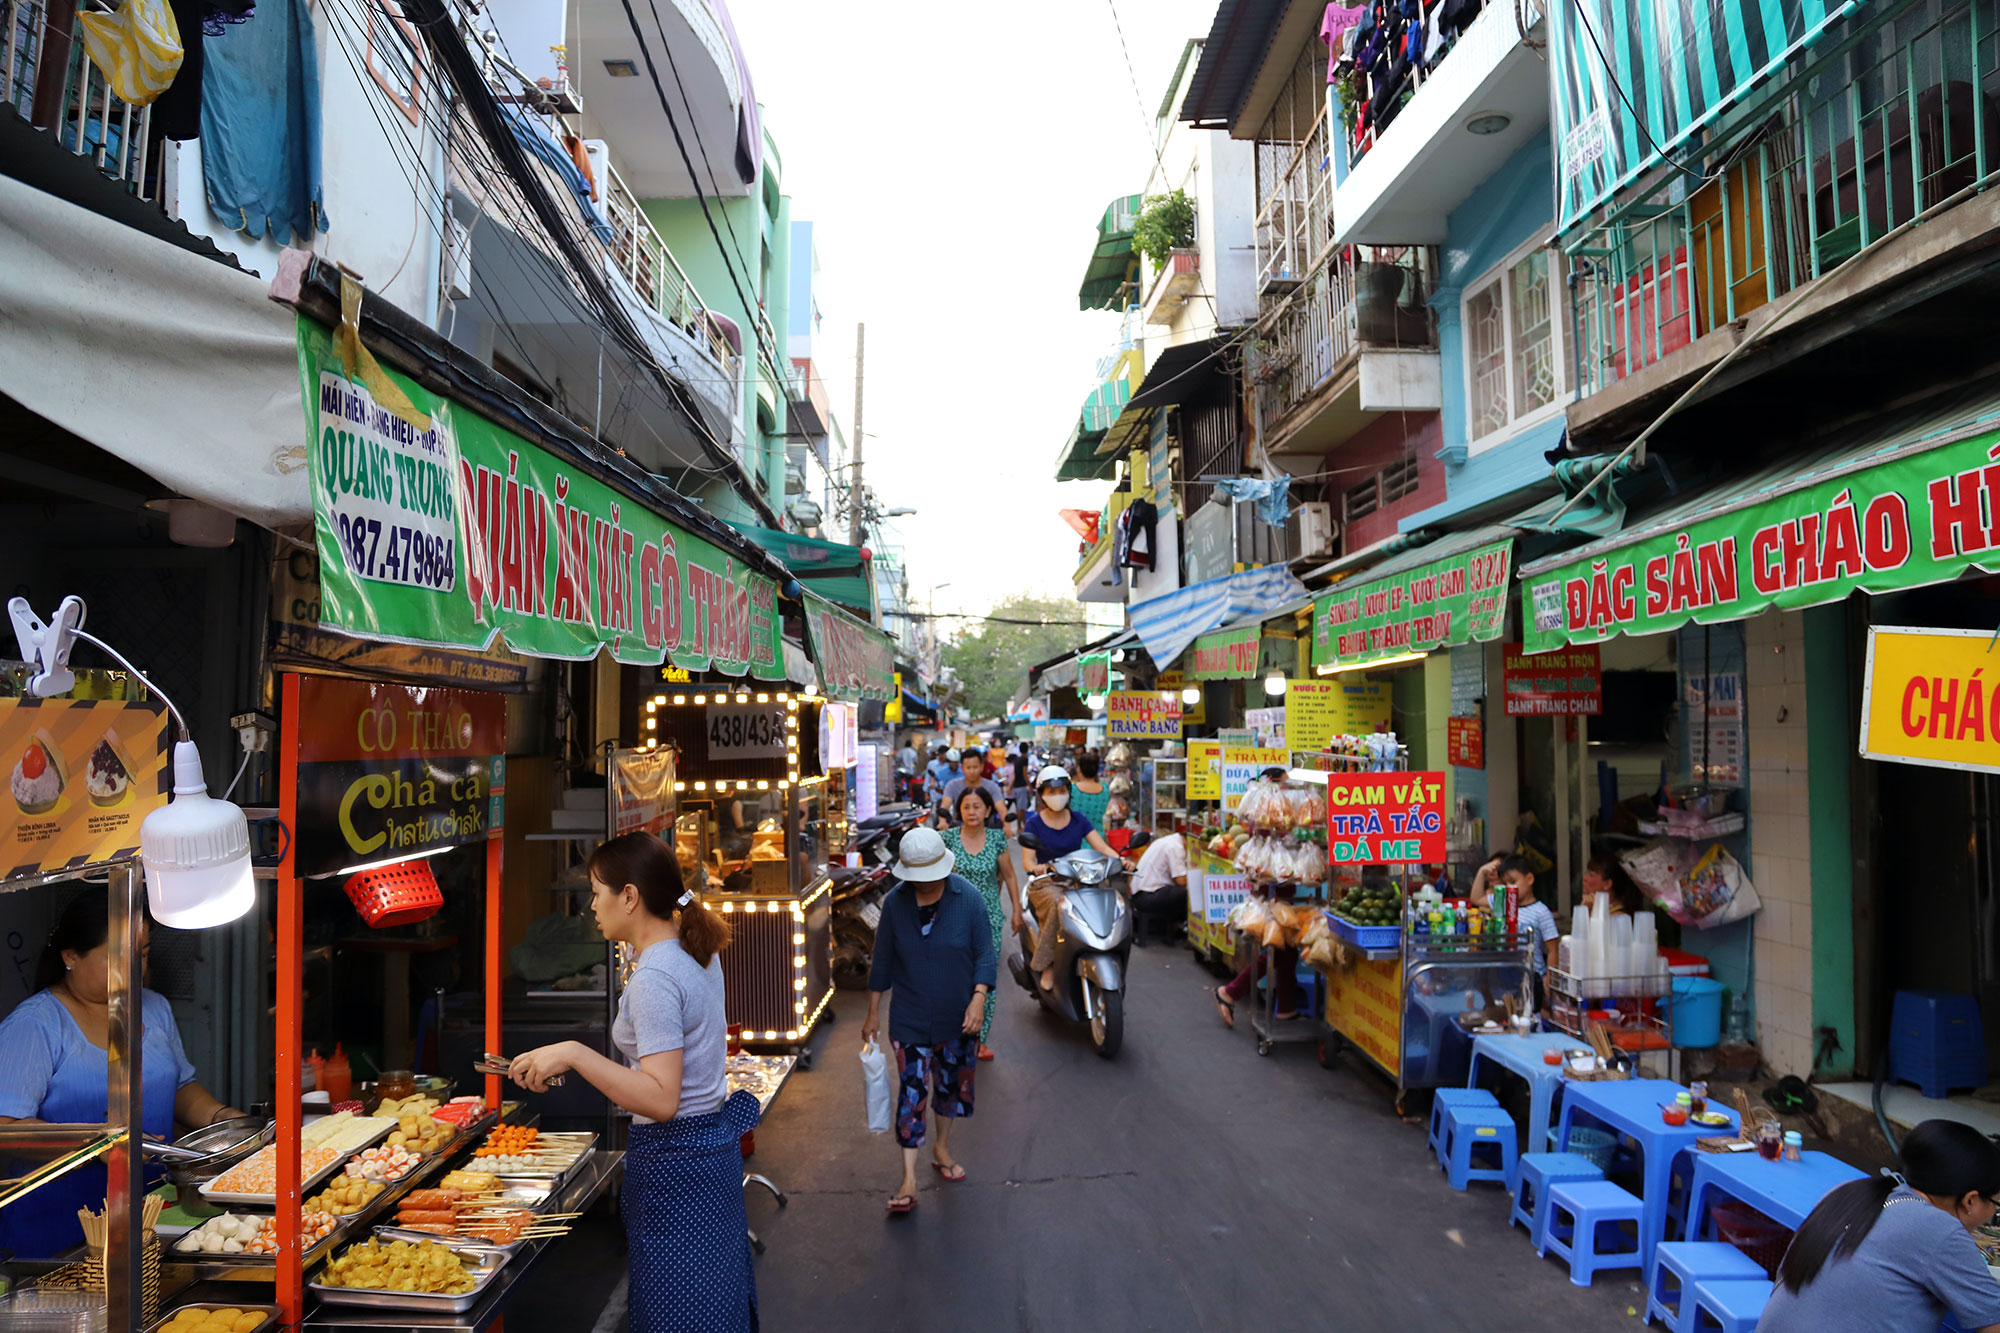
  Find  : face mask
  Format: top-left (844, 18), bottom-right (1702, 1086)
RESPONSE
top-left (1045, 792), bottom-right (1070, 811)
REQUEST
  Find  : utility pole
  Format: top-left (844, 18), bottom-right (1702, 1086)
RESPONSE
top-left (849, 322), bottom-right (866, 547)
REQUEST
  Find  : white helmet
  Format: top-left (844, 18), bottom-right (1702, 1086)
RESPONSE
top-left (946, 748), bottom-right (961, 761)
top-left (1035, 764), bottom-right (1071, 788)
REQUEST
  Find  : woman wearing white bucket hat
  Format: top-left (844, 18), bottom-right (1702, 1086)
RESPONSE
top-left (861, 825), bottom-right (996, 1216)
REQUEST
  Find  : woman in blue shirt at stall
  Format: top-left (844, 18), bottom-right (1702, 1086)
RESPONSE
top-left (0, 890), bottom-right (241, 1257)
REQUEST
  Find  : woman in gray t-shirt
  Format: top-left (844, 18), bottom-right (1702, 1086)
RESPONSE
top-left (1760, 1119), bottom-right (2000, 1332)
top-left (507, 833), bottom-right (758, 1332)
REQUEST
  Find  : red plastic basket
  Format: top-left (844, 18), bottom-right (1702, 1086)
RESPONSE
top-left (343, 859), bottom-right (443, 927)
top-left (1711, 1198), bottom-right (1793, 1276)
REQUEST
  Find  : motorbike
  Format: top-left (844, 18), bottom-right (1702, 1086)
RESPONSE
top-left (1006, 832), bottom-right (1133, 1058)
top-left (828, 802), bottom-right (925, 990)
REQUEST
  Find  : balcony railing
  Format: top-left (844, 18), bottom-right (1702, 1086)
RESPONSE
top-left (1251, 244), bottom-right (1438, 436)
top-left (1565, 0), bottom-right (1997, 398)
top-left (4, 0), bottom-right (159, 198)
top-left (600, 157), bottom-right (742, 386)
top-left (1254, 104), bottom-right (1335, 293)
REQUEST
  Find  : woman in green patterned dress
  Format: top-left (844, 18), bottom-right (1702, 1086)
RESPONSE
top-left (1068, 752), bottom-right (1111, 829)
top-left (940, 786), bottom-right (1019, 1060)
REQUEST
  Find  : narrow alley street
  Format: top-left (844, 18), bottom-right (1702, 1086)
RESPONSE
top-left (737, 948), bottom-right (1634, 1331)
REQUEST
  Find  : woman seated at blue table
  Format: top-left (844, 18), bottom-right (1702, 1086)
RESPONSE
top-left (1759, 1118), bottom-right (2000, 1331)
top-left (0, 890), bottom-right (241, 1257)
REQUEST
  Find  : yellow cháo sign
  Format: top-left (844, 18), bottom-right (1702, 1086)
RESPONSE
top-left (1861, 626), bottom-right (2000, 774)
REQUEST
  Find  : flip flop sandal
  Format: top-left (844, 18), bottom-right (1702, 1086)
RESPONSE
top-left (1215, 988), bottom-right (1236, 1029)
top-left (885, 1194), bottom-right (917, 1216)
top-left (930, 1161), bottom-right (966, 1182)
top-left (977, 1045), bottom-right (995, 1061)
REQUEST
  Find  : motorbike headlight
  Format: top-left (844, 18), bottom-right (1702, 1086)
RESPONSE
top-left (1073, 859), bottom-right (1109, 886)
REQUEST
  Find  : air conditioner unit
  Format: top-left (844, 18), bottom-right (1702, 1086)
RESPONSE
top-left (1293, 501), bottom-right (1337, 559)
top-left (444, 215), bottom-right (473, 301)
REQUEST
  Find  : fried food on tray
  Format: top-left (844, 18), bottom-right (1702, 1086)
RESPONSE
top-left (318, 1238), bottom-right (478, 1294)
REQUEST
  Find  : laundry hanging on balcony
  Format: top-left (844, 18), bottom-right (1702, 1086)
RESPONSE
top-left (200, 0), bottom-right (327, 243)
top-left (1209, 476), bottom-right (1292, 527)
top-left (499, 104), bottom-right (613, 242)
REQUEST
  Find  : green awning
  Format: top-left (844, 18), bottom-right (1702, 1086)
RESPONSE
top-left (1519, 379), bottom-right (2000, 654)
top-left (1055, 415), bottom-right (1113, 482)
top-left (1077, 194), bottom-right (1143, 312)
top-left (1311, 528), bottom-right (1518, 670)
top-left (727, 523), bottom-right (874, 615)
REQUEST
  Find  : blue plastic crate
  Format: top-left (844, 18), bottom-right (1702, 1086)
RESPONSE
top-left (1328, 911), bottom-right (1402, 950)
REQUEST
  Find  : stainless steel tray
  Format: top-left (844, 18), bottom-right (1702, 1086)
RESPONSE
top-left (308, 1239), bottom-right (509, 1313)
top-left (144, 1303), bottom-right (283, 1333)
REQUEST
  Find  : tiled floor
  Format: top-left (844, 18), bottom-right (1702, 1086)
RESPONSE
top-left (1818, 1081), bottom-right (2000, 1137)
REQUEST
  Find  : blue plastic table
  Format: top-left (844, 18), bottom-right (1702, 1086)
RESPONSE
top-left (1556, 1078), bottom-right (1741, 1281)
top-left (1467, 1031), bottom-right (1576, 1154)
top-left (1685, 1149), bottom-right (1865, 1237)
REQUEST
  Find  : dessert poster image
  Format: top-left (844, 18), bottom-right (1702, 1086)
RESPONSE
top-left (2, 696), bottom-right (169, 883)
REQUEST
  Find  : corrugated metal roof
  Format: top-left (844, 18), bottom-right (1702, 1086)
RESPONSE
top-left (1180, 0), bottom-right (1290, 128)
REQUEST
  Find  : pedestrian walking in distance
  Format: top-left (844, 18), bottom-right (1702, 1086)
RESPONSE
top-left (506, 833), bottom-right (758, 1331)
top-left (862, 825), bottom-right (996, 1215)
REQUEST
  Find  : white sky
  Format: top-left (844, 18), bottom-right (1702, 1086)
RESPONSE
top-left (730, 0), bottom-right (1221, 623)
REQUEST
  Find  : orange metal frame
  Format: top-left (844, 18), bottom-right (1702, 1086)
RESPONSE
top-left (274, 672), bottom-right (504, 1325)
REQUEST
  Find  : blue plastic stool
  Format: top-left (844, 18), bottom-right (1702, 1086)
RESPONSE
top-left (1429, 1087), bottom-right (1499, 1164)
top-left (1510, 1151), bottom-right (1604, 1247)
top-left (1684, 1277), bottom-right (1773, 1332)
top-left (1441, 1104), bottom-right (1518, 1191)
top-left (1646, 1242), bottom-right (1769, 1331)
top-left (1541, 1179), bottom-right (1644, 1287)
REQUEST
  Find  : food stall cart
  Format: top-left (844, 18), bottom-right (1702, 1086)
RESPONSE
top-left (0, 687), bottom-right (167, 1330)
top-left (1311, 753), bottom-right (1531, 1111)
top-left (640, 688), bottom-right (837, 1054)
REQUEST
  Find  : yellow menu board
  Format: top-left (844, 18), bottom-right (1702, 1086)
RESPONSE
top-left (1285, 676), bottom-right (1392, 751)
top-left (2, 696), bottom-right (168, 882)
top-left (1188, 739), bottom-right (1222, 802)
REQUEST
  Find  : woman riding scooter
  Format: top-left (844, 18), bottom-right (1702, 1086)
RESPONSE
top-left (1022, 765), bottom-right (1126, 995)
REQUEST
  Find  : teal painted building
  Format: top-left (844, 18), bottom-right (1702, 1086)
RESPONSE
top-left (644, 123), bottom-right (794, 526)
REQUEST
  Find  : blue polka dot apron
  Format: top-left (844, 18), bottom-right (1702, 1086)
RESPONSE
top-left (623, 1088), bottom-right (761, 1332)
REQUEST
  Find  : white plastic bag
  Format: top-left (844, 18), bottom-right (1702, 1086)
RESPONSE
top-left (859, 1039), bottom-right (894, 1134)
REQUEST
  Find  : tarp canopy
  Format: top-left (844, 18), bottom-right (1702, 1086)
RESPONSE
top-left (0, 173), bottom-right (310, 529)
top-left (1519, 378), bottom-right (2000, 653)
top-left (1129, 565), bottom-right (1308, 671)
top-left (729, 522), bottom-right (873, 615)
top-left (1077, 194), bottom-right (1142, 312)
top-left (1310, 526), bottom-right (1517, 671)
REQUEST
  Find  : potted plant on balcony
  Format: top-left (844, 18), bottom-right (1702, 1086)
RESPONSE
top-left (1133, 188), bottom-right (1197, 274)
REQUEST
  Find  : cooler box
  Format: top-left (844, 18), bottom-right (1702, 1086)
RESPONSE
top-left (1888, 990), bottom-right (1987, 1099)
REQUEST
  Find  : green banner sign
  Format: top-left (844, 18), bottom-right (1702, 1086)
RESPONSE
top-left (802, 592), bottom-right (896, 702)
top-left (1187, 626), bottom-right (1260, 680)
top-left (1313, 540), bottom-right (1513, 667)
top-left (299, 318), bottom-right (783, 678)
top-left (1521, 424), bottom-right (2000, 653)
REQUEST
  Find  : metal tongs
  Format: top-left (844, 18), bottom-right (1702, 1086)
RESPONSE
top-left (474, 1053), bottom-right (563, 1087)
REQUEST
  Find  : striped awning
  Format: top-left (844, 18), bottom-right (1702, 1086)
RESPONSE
top-left (1128, 565), bottom-right (1309, 673)
top-left (1551, 0), bottom-right (1859, 232)
top-left (1077, 194), bottom-right (1143, 312)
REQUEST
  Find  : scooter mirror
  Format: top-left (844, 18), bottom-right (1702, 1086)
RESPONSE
top-left (1016, 831), bottom-right (1043, 852)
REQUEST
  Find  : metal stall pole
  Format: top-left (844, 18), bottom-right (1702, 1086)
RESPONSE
top-left (104, 861), bottom-right (143, 1331)
top-left (486, 832), bottom-right (503, 1110)
top-left (276, 672), bottom-right (305, 1326)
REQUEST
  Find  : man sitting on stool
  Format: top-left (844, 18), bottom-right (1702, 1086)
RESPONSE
top-left (1126, 830), bottom-right (1188, 945)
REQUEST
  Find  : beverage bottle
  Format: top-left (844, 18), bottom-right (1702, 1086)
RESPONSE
top-left (324, 1043), bottom-right (353, 1103)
